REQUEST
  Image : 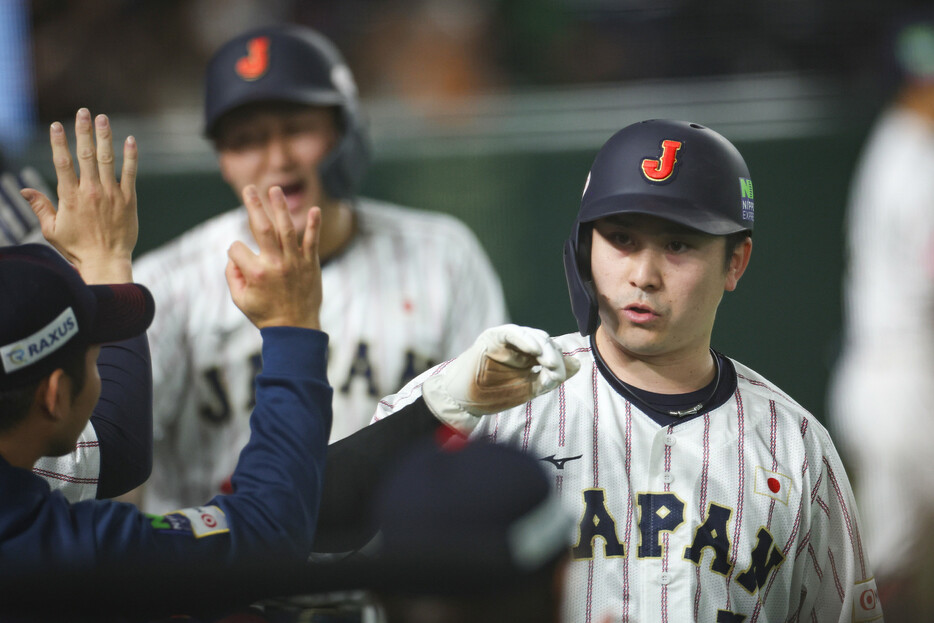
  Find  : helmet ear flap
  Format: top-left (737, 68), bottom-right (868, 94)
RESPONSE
top-left (563, 223), bottom-right (600, 336)
top-left (577, 223), bottom-right (594, 281)
top-left (318, 110), bottom-right (371, 200)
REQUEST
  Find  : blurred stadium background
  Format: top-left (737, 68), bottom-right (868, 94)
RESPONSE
top-left (2, 0), bottom-right (923, 421)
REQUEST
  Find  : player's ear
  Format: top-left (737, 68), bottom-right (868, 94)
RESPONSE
top-left (724, 236), bottom-right (752, 292)
top-left (35, 369), bottom-right (70, 424)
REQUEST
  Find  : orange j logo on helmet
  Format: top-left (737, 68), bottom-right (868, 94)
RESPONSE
top-left (641, 139), bottom-right (683, 182)
top-left (235, 36), bottom-right (270, 81)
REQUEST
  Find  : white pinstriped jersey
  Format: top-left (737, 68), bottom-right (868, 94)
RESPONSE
top-left (33, 421), bottom-right (99, 502)
top-left (134, 197), bottom-right (508, 513)
top-left (374, 332), bottom-right (882, 623)
top-left (829, 108), bottom-right (934, 581)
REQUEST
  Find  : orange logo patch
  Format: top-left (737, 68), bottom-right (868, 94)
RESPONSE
top-left (235, 36), bottom-right (270, 81)
top-left (641, 139), bottom-right (683, 182)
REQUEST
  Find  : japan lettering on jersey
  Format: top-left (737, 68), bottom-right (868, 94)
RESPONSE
top-left (373, 332), bottom-right (882, 623)
top-left (134, 198), bottom-right (507, 513)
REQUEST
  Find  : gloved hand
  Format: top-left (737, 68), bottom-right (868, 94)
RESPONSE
top-left (0, 166), bottom-right (47, 245)
top-left (422, 324), bottom-right (581, 435)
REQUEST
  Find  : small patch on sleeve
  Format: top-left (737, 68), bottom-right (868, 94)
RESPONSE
top-left (147, 506), bottom-right (230, 538)
top-left (146, 512), bottom-right (194, 536)
top-left (853, 577), bottom-right (883, 622)
top-left (171, 506), bottom-right (230, 538)
top-left (754, 466), bottom-right (791, 505)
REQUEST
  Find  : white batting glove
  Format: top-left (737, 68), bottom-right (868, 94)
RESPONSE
top-left (422, 324), bottom-right (581, 435)
top-left (0, 167), bottom-right (47, 245)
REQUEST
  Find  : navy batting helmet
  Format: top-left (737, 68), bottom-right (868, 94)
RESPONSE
top-left (204, 24), bottom-right (370, 200)
top-left (563, 120), bottom-right (755, 336)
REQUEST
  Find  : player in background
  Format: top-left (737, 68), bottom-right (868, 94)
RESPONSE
top-left (828, 12), bottom-right (934, 619)
top-left (2, 119), bottom-right (152, 503)
top-left (130, 24), bottom-right (508, 514)
top-left (315, 120), bottom-right (883, 622)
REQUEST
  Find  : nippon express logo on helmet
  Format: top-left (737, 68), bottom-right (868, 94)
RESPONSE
top-left (1, 307), bottom-right (79, 374)
top-left (739, 177), bottom-right (754, 222)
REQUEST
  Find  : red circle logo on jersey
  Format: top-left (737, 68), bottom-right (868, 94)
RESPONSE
top-left (767, 477), bottom-right (781, 493)
top-left (201, 513), bottom-right (218, 528)
top-left (860, 588), bottom-right (877, 610)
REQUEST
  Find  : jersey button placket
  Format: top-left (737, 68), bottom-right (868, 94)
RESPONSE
top-left (661, 428), bottom-right (676, 602)
top-left (654, 429), bottom-right (677, 488)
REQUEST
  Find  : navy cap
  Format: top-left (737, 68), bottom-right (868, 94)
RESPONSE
top-left (204, 24), bottom-right (358, 139)
top-left (0, 244), bottom-right (155, 390)
top-left (577, 120), bottom-right (754, 236)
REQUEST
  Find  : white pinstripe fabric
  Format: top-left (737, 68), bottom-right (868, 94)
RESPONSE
top-left (830, 107), bottom-right (934, 583)
top-left (374, 332), bottom-right (879, 623)
top-left (33, 421), bottom-right (100, 502)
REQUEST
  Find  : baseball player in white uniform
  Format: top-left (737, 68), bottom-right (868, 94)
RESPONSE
top-left (132, 25), bottom-right (507, 513)
top-left (367, 120), bottom-right (882, 622)
top-left (828, 15), bottom-right (934, 617)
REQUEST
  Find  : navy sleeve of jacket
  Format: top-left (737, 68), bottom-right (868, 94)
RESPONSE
top-left (0, 327), bottom-right (332, 570)
top-left (91, 334), bottom-right (153, 499)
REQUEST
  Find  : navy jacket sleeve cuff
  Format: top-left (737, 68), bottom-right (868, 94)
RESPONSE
top-left (259, 327), bottom-right (329, 380)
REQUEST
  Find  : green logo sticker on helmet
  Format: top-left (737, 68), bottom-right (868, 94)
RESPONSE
top-left (739, 177), bottom-right (755, 223)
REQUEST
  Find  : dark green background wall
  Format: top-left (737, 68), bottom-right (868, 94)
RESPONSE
top-left (132, 126), bottom-right (869, 421)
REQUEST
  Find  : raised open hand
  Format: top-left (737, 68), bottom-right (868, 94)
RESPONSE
top-left (20, 108), bottom-right (138, 284)
top-left (226, 184), bottom-right (322, 330)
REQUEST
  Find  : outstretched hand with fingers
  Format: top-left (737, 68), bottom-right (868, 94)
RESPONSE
top-left (20, 108), bottom-right (138, 284)
top-left (226, 184), bottom-right (322, 330)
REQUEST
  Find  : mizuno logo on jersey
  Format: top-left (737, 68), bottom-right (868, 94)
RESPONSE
top-left (540, 454), bottom-right (583, 470)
